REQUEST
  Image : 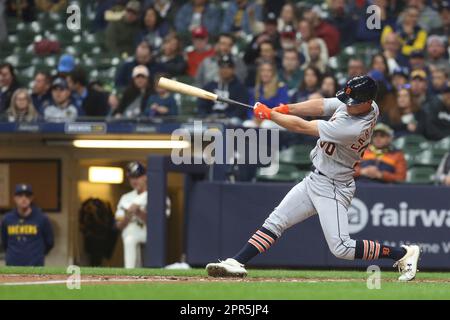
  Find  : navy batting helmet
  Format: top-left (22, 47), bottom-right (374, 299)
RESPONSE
top-left (336, 75), bottom-right (378, 106)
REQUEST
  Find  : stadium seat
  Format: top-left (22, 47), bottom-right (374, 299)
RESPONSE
top-left (405, 167), bottom-right (436, 184)
top-left (413, 149), bottom-right (448, 167)
top-left (279, 144), bottom-right (313, 168)
top-left (432, 137), bottom-right (450, 152)
top-left (393, 135), bottom-right (427, 153)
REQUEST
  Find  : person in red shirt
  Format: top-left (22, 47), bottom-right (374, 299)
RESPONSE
top-left (186, 26), bottom-right (215, 77)
top-left (354, 123), bottom-right (407, 183)
top-left (302, 6), bottom-right (341, 57)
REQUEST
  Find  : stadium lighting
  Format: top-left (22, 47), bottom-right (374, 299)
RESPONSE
top-left (88, 166), bottom-right (124, 184)
top-left (72, 139), bottom-right (190, 149)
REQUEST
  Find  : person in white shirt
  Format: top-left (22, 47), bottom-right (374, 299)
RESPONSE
top-left (115, 161), bottom-right (148, 269)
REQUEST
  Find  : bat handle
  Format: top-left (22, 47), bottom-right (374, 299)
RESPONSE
top-left (217, 97), bottom-right (254, 109)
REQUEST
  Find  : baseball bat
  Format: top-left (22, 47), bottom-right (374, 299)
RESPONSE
top-left (157, 77), bottom-right (253, 109)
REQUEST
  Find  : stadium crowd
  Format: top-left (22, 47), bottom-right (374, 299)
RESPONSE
top-left (0, 0), bottom-right (448, 135)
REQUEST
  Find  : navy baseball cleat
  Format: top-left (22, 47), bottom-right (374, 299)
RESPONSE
top-left (206, 258), bottom-right (248, 278)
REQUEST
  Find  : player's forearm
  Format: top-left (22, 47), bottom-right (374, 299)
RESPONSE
top-left (270, 111), bottom-right (319, 136)
top-left (285, 99), bottom-right (325, 117)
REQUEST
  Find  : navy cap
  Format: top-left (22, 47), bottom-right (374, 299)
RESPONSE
top-left (218, 54), bottom-right (235, 68)
top-left (264, 12), bottom-right (277, 24)
top-left (409, 50), bottom-right (425, 59)
top-left (15, 184), bottom-right (33, 195)
top-left (336, 75), bottom-right (378, 106)
top-left (392, 67), bottom-right (409, 78)
top-left (52, 77), bottom-right (69, 90)
top-left (126, 161), bottom-right (146, 178)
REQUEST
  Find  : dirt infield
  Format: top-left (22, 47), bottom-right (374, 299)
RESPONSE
top-left (1, 274), bottom-right (449, 286)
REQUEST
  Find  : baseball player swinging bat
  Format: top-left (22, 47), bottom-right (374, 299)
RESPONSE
top-left (157, 77), bottom-right (253, 109)
top-left (205, 75), bottom-right (421, 281)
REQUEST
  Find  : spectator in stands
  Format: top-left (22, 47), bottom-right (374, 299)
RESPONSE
top-left (429, 68), bottom-right (449, 95)
top-left (156, 33), bottom-right (187, 78)
top-left (416, 87), bottom-right (450, 141)
top-left (243, 12), bottom-right (280, 66)
top-left (31, 71), bottom-right (52, 114)
top-left (302, 38), bottom-right (330, 75)
top-left (291, 66), bottom-right (321, 103)
top-left (248, 60), bottom-right (289, 118)
top-left (137, 6), bottom-right (170, 50)
top-left (410, 69), bottom-right (430, 108)
top-left (221, 0), bottom-right (263, 36)
top-left (408, 50), bottom-right (428, 73)
top-left (400, 0), bottom-right (442, 32)
top-left (6, 89), bottom-right (39, 122)
top-left (115, 162), bottom-right (148, 269)
top-left (145, 0), bottom-right (178, 24)
top-left (1, 184), bottom-right (54, 266)
top-left (57, 54), bottom-right (76, 76)
top-left (0, 0), bottom-right (7, 43)
top-left (391, 67), bottom-right (409, 91)
top-left (327, 0), bottom-right (357, 47)
top-left (320, 75), bottom-right (338, 98)
top-left (381, 32), bottom-right (408, 74)
top-left (435, 152), bottom-right (450, 186)
top-left (278, 48), bottom-right (303, 98)
top-left (302, 6), bottom-right (341, 57)
top-left (339, 58), bottom-right (366, 87)
top-left (430, 1), bottom-right (449, 36)
top-left (354, 124), bottom-right (407, 183)
top-left (279, 24), bottom-right (297, 51)
top-left (0, 63), bottom-right (20, 114)
top-left (186, 26), bottom-right (215, 78)
top-left (116, 42), bottom-right (162, 89)
top-left (35, 0), bottom-right (67, 12)
top-left (245, 40), bottom-right (279, 87)
top-left (197, 54), bottom-right (248, 122)
top-left (380, 86), bottom-right (421, 136)
top-left (425, 35), bottom-right (448, 72)
top-left (44, 77), bottom-right (78, 123)
top-left (115, 65), bottom-right (153, 119)
top-left (175, 0), bottom-right (221, 36)
top-left (368, 53), bottom-right (393, 109)
top-left (196, 33), bottom-right (247, 87)
top-left (92, 0), bottom-right (118, 32)
top-left (5, 0), bottom-right (35, 21)
top-left (277, 2), bottom-right (298, 33)
top-left (67, 68), bottom-right (110, 117)
top-left (381, 6), bottom-right (427, 57)
top-left (105, 0), bottom-right (142, 56)
top-left (144, 73), bottom-right (177, 117)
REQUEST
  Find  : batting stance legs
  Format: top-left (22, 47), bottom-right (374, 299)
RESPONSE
top-left (206, 172), bottom-right (419, 280)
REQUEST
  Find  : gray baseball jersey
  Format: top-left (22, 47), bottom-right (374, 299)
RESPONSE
top-left (262, 98), bottom-right (379, 260)
top-left (311, 98), bottom-right (379, 182)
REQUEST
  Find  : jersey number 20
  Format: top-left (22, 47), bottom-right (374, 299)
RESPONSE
top-left (320, 141), bottom-right (336, 156)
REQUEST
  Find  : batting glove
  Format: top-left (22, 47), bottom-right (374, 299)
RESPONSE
top-left (273, 104), bottom-right (290, 114)
top-left (253, 102), bottom-right (272, 120)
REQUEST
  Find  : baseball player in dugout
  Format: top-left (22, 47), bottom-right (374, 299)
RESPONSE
top-left (115, 162), bottom-right (148, 269)
top-left (1, 184), bottom-right (54, 266)
top-left (207, 75), bottom-right (421, 281)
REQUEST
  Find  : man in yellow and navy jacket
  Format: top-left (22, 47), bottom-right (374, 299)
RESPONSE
top-left (354, 124), bottom-right (407, 183)
top-left (1, 184), bottom-right (54, 266)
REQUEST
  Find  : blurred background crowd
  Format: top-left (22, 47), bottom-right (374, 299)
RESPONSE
top-left (1, 0), bottom-right (450, 267)
top-left (0, 0), bottom-right (449, 138)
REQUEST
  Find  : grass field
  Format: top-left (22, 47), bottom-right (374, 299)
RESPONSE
top-left (0, 266), bottom-right (449, 300)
